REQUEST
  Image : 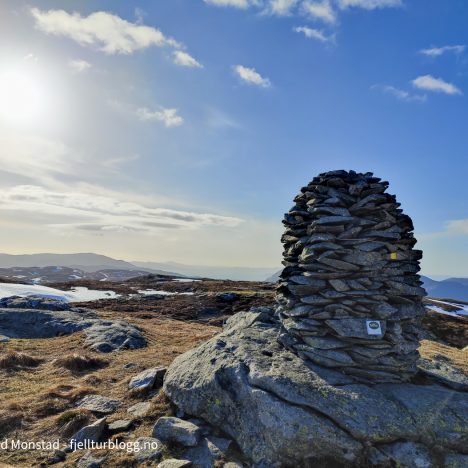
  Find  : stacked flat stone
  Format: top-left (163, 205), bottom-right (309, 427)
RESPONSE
top-left (276, 170), bottom-right (426, 384)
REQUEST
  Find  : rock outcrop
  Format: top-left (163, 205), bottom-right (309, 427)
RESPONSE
top-left (164, 309), bottom-right (467, 467)
top-left (276, 170), bottom-right (426, 383)
top-left (0, 297), bottom-right (146, 352)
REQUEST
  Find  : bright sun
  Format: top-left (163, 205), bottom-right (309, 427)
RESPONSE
top-left (0, 67), bottom-right (48, 126)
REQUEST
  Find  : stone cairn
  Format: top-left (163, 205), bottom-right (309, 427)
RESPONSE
top-left (276, 170), bottom-right (426, 384)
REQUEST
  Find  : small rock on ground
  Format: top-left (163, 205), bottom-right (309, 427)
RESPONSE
top-left (153, 417), bottom-right (201, 447)
top-left (71, 417), bottom-right (107, 445)
top-left (127, 401), bottom-right (152, 418)
top-left (76, 451), bottom-right (106, 468)
top-left (77, 395), bottom-right (121, 414)
top-left (134, 437), bottom-right (163, 464)
top-left (108, 419), bottom-right (132, 432)
top-left (157, 459), bottom-right (192, 468)
top-left (128, 366), bottom-right (167, 392)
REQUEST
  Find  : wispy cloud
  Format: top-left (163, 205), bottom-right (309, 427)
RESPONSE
top-left (264, 0), bottom-right (299, 16)
top-left (0, 185), bottom-right (244, 233)
top-left (372, 84), bottom-right (426, 102)
top-left (338, 0), bottom-right (402, 9)
top-left (173, 50), bottom-right (203, 68)
top-left (234, 65), bottom-right (271, 88)
top-left (136, 107), bottom-right (184, 127)
top-left (30, 8), bottom-right (181, 54)
top-left (204, 0), bottom-right (251, 8)
top-left (445, 219), bottom-right (468, 235)
top-left (302, 1), bottom-right (336, 24)
top-left (293, 25), bottom-right (334, 42)
top-left (412, 75), bottom-right (462, 95)
top-left (419, 45), bottom-right (466, 57)
top-left (68, 59), bottom-right (91, 72)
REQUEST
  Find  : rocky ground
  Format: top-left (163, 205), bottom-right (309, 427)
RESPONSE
top-left (0, 276), bottom-right (466, 467)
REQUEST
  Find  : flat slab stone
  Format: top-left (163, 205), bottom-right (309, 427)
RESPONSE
top-left (108, 419), bottom-right (133, 432)
top-left (157, 459), bottom-right (192, 468)
top-left (127, 401), bottom-right (152, 418)
top-left (77, 395), bottom-right (121, 414)
top-left (164, 310), bottom-right (467, 467)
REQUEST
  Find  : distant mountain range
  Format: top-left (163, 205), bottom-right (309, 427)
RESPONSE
top-left (421, 276), bottom-right (468, 302)
top-left (132, 261), bottom-right (279, 281)
top-left (1, 253), bottom-right (467, 299)
top-left (0, 253), bottom-right (278, 282)
top-left (0, 253), bottom-right (136, 272)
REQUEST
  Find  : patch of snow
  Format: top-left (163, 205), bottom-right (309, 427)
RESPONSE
top-left (173, 278), bottom-right (201, 283)
top-left (137, 289), bottom-right (194, 296)
top-left (426, 305), bottom-right (459, 317)
top-left (426, 299), bottom-right (468, 316)
top-left (0, 283), bottom-right (119, 303)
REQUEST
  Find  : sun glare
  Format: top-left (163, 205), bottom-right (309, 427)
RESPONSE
top-left (0, 66), bottom-right (49, 127)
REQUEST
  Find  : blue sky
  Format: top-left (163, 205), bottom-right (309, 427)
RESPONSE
top-left (0, 0), bottom-right (467, 276)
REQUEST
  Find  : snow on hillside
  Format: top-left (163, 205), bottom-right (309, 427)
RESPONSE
top-left (0, 283), bottom-right (119, 302)
top-left (426, 298), bottom-right (468, 317)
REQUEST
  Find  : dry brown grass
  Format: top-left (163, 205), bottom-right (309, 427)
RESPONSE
top-left (419, 339), bottom-right (468, 373)
top-left (0, 351), bottom-right (43, 370)
top-left (53, 353), bottom-right (109, 373)
top-left (0, 312), bottom-right (218, 467)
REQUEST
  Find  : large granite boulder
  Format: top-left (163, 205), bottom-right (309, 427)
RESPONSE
top-left (164, 309), bottom-right (467, 467)
top-left (0, 298), bottom-right (146, 353)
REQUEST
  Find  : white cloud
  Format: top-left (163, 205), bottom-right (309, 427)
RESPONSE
top-left (173, 50), bottom-right (203, 68)
top-left (234, 65), bottom-right (271, 88)
top-left (0, 185), bottom-right (244, 233)
top-left (204, 0), bottom-right (251, 8)
top-left (338, 0), bottom-right (402, 9)
top-left (419, 45), bottom-right (466, 57)
top-left (136, 107), bottom-right (184, 127)
top-left (372, 84), bottom-right (426, 102)
top-left (30, 8), bottom-right (181, 54)
top-left (293, 25), bottom-right (333, 42)
top-left (411, 75), bottom-right (462, 95)
top-left (302, 1), bottom-right (336, 24)
top-left (446, 219), bottom-right (468, 235)
top-left (68, 59), bottom-right (91, 72)
top-left (265, 0), bottom-right (298, 16)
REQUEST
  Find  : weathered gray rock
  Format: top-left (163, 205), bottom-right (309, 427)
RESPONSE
top-left (444, 453), bottom-right (468, 468)
top-left (70, 417), bottom-right (107, 445)
top-left (134, 437), bottom-right (163, 463)
top-left (77, 395), bottom-right (121, 414)
top-left (376, 442), bottom-right (434, 467)
top-left (418, 357), bottom-right (468, 391)
top-left (153, 417), bottom-right (202, 447)
top-left (127, 401), bottom-right (152, 418)
top-left (128, 366), bottom-right (167, 393)
top-left (158, 459), bottom-right (192, 468)
top-left (0, 295), bottom-right (70, 310)
top-left (164, 310), bottom-right (467, 467)
top-left (108, 419), bottom-right (132, 432)
top-left (76, 451), bottom-right (106, 468)
top-left (83, 320), bottom-right (146, 353)
top-left (0, 305), bottom-right (146, 353)
top-left (183, 437), bottom-right (231, 468)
